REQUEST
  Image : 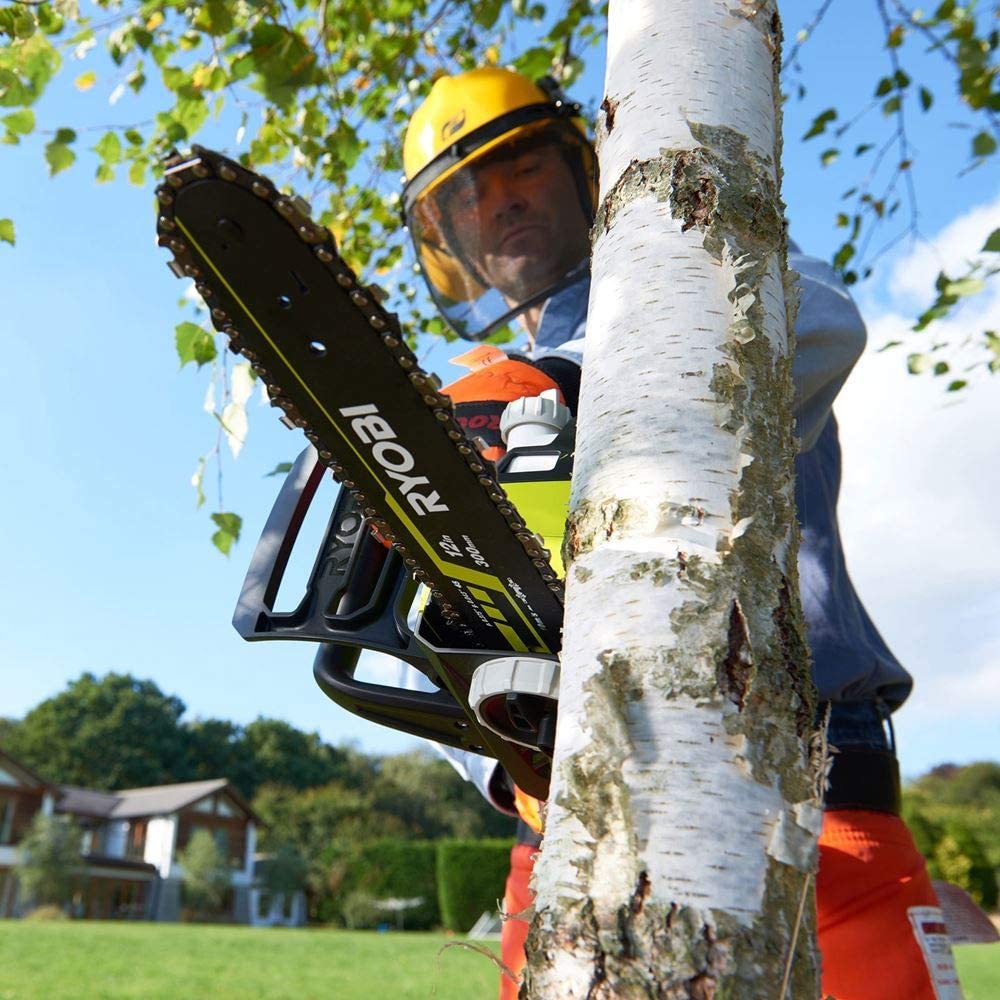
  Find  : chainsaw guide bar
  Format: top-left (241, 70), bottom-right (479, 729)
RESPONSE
top-left (155, 146), bottom-right (564, 795)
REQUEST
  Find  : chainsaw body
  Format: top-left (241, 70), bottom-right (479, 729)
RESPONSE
top-left (155, 145), bottom-right (572, 797)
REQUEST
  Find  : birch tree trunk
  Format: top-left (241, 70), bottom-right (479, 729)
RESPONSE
top-left (523, 2), bottom-right (823, 996)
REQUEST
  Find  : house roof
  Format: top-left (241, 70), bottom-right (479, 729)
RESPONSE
top-left (57, 778), bottom-right (260, 823)
top-left (0, 747), bottom-right (56, 791)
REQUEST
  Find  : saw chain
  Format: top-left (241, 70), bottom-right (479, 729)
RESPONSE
top-left (155, 146), bottom-right (565, 641)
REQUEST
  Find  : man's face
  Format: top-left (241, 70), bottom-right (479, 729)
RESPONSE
top-left (439, 142), bottom-right (591, 304)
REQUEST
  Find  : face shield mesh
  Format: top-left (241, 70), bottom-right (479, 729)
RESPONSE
top-left (405, 121), bottom-right (595, 341)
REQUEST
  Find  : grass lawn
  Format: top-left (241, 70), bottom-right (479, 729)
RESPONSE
top-left (0, 921), bottom-right (505, 1000)
top-left (0, 921), bottom-right (996, 998)
top-left (956, 942), bottom-right (1000, 999)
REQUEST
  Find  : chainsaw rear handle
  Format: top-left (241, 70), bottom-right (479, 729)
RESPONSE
top-left (312, 643), bottom-right (476, 751)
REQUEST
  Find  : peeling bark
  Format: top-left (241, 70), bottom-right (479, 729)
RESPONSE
top-left (524, 1), bottom-right (820, 996)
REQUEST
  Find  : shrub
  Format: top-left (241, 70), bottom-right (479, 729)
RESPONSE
top-left (178, 829), bottom-right (230, 918)
top-left (436, 839), bottom-right (511, 933)
top-left (15, 814), bottom-right (81, 910)
top-left (23, 903), bottom-right (68, 921)
top-left (335, 839), bottom-right (439, 929)
top-left (340, 891), bottom-right (381, 929)
top-left (932, 822), bottom-right (998, 910)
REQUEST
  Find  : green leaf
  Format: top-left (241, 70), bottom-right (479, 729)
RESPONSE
top-left (907, 353), bottom-right (932, 374)
top-left (0, 217), bottom-right (14, 245)
top-left (265, 462), bottom-right (294, 478)
top-left (932, 361), bottom-right (950, 376)
top-left (919, 87), bottom-right (933, 111)
top-left (982, 229), bottom-right (1000, 253)
top-left (893, 69), bottom-right (911, 89)
top-left (128, 159), bottom-right (146, 185)
top-left (875, 77), bottom-right (893, 97)
top-left (972, 131), bottom-right (997, 157)
top-left (175, 322), bottom-right (217, 369)
top-left (211, 511), bottom-right (242, 556)
top-left (193, 0), bottom-right (234, 36)
top-left (854, 143), bottom-right (874, 156)
top-left (883, 95), bottom-right (901, 115)
top-left (93, 130), bottom-right (122, 165)
top-left (942, 277), bottom-right (985, 297)
top-left (887, 24), bottom-right (905, 48)
top-left (833, 241), bottom-right (855, 270)
top-left (44, 129), bottom-right (76, 176)
top-left (803, 107), bottom-right (837, 140)
top-left (946, 380), bottom-right (967, 392)
top-left (820, 148), bottom-right (839, 166)
top-left (2, 109), bottom-right (34, 135)
top-left (877, 340), bottom-right (902, 352)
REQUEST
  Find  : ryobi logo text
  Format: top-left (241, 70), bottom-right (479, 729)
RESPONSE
top-left (340, 404), bottom-right (449, 517)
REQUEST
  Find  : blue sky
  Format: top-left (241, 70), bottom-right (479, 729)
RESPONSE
top-left (1, 1), bottom-right (997, 778)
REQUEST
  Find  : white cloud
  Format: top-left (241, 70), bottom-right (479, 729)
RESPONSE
top-left (886, 192), bottom-right (1000, 306)
top-left (833, 193), bottom-right (1000, 767)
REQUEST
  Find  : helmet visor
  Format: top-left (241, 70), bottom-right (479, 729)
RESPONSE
top-left (405, 121), bottom-right (595, 341)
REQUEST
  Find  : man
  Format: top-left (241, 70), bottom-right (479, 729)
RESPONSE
top-left (399, 67), bottom-right (958, 999)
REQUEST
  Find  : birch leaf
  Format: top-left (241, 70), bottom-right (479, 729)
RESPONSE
top-left (175, 322), bottom-right (217, 369)
top-left (210, 512), bottom-right (241, 556)
top-left (230, 361), bottom-right (254, 407)
top-left (221, 400), bottom-right (248, 458)
top-left (190, 457), bottom-right (206, 509)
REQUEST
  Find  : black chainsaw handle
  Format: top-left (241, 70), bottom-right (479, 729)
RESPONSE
top-left (232, 446), bottom-right (431, 670)
top-left (312, 643), bottom-right (477, 751)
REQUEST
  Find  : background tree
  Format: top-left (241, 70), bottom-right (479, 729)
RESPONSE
top-left (16, 813), bottom-right (82, 912)
top-left (3, 672), bottom-right (189, 789)
top-left (1, 0), bottom-right (993, 548)
top-left (903, 760), bottom-right (1000, 909)
top-left (257, 841), bottom-right (308, 903)
top-left (177, 827), bottom-right (231, 918)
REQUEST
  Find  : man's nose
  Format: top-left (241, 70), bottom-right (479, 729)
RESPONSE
top-left (482, 174), bottom-right (527, 219)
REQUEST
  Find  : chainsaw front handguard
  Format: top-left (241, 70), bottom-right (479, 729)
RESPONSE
top-left (233, 447), bottom-right (554, 796)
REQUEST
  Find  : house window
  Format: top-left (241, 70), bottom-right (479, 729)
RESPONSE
top-left (0, 798), bottom-right (14, 846)
top-left (126, 820), bottom-right (147, 860)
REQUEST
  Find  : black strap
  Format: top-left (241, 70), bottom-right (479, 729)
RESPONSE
top-left (824, 748), bottom-right (901, 815)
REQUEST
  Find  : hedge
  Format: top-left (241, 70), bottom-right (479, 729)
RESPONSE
top-left (335, 839), bottom-right (440, 929)
top-left (437, 839), bottom-right (512, 933)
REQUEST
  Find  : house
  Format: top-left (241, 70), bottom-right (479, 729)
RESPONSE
top-left (0, 747), bottom-right (303, 925)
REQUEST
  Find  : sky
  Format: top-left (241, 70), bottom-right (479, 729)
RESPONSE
top-left (1, 1), bottom-right (997, 779)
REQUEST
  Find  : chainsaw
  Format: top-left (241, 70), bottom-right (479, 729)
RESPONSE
top-left (155, 146), bottom-right (575, 799)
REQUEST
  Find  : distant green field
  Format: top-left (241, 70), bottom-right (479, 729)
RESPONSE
top-left (0, 922), bottom-right (504, 999)
top-left (0, 921), bottom-right (996, 999)
top-left (957, 942), bottom-right (1000, 1000)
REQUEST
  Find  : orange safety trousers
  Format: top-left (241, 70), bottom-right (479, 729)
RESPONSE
top-left (499, 810), bottom-right (953, 1000)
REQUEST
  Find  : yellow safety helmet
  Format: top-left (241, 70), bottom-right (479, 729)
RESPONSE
top-left (402, 67), bottom-right (596, 341)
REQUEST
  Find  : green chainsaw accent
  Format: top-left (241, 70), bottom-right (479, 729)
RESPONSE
top-left (502, 479), bottom-right (572, 577)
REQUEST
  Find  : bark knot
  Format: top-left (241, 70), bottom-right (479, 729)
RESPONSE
top-left (600, 95), bottom-right (618, 133)
top-left (719, 598), bottom-right (754, 710)
top-left (686, 973), bottom-right (717, 1000)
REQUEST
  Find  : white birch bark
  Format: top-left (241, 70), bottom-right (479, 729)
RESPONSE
top-left (524, 2), bottom-right (821, 996)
